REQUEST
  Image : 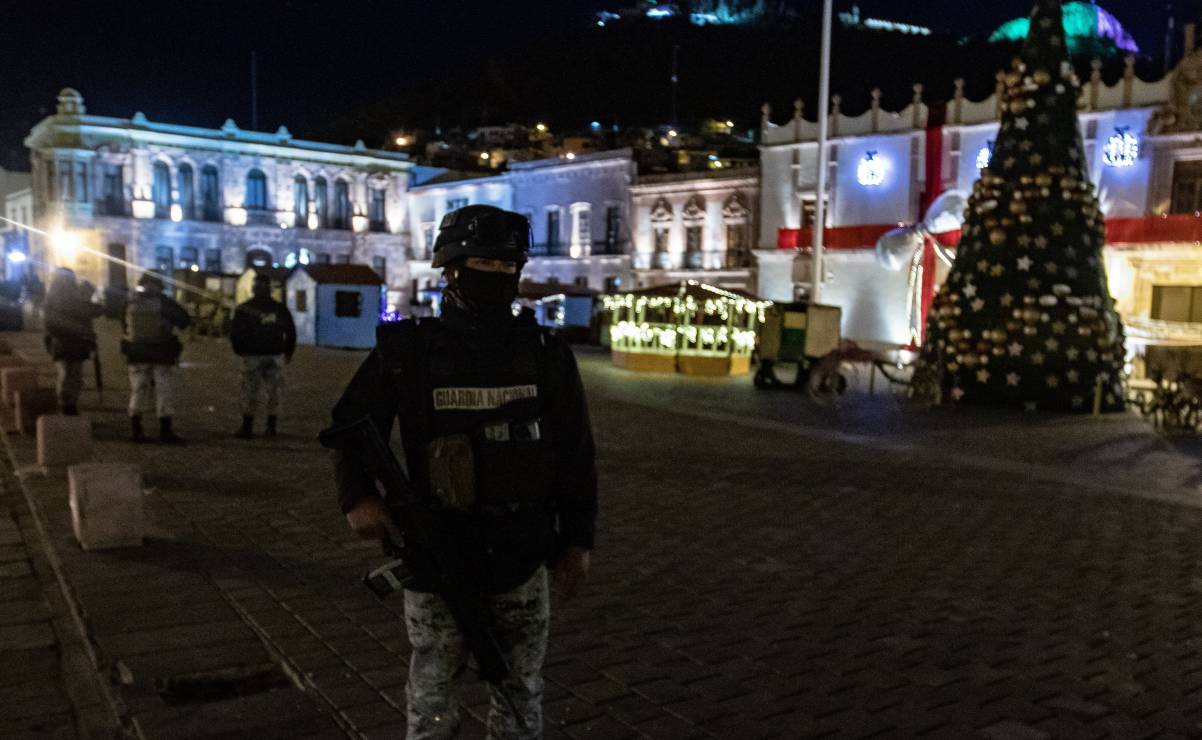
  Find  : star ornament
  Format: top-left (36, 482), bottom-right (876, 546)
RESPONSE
top-left (1017, 256), bottom-right (1033, 271)
top-left (1008, 342), bottom-right (1023, 356)
top-left (963, 283), bottom-right (978, 298)
top-left (971, 298), bottom-right (985, 312)
top-left (977, 369), bottom-right (991, 383)
top-left (1006, 372), bottom-right (1020, 386)
top-left (951, 387), bottom-right (965, 401)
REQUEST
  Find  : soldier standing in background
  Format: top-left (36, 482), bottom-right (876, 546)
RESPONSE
top-left (230, 273), bottom-right (296, 438)
top-left (122, 272), bottom-right (191, 443)
top-left (43, 268), bottom-right (104, 415)
top-left (326, 205), bottom-right (597, 739)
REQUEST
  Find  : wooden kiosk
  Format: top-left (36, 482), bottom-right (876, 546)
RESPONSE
top-left (602, 281), bottom-right (769, 376)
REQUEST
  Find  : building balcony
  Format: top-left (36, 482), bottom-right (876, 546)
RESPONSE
top-left (1125, 316), bottom-right (1202, 347)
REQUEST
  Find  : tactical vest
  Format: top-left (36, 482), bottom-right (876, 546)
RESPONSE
top-left (380, 318), bottom-right (557, 514)
top-left (124, 295), bottom-right (171, 344)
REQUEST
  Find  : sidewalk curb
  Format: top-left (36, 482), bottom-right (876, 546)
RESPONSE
top-left (1, 425), bottom-right (138, 739)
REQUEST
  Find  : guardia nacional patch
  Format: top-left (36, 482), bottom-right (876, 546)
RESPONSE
top-left (432, 385), bottom-right (538, 411)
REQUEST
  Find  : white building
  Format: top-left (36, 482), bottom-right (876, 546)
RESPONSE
top-left (510, 150), bottom-right (636, 293)
top-left (755, 48), bottom-right (1202, 376)
top-left (403, 149), bottom-right (639, 296)
top-left (628, 169), bottom-right (758, 291)
top-left (24, 89), bottom-right (414, 308)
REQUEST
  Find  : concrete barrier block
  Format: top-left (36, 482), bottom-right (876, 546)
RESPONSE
top-left (68, 463), bottom-right (144, 550)
top-left (2, 366), bottom-right (37, 406)
top-left (37, 415), bottom-right (93, 468)
top-left (15, 388), bottom-right (58, 435)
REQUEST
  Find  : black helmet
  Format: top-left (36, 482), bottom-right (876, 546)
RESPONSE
top-left (432, 205), bottom-right (530, 269)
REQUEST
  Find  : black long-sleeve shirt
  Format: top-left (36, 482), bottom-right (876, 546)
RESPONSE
top-left (329, 321), bottom-right (598, 592)
top-left (230, 296), bottom-right (297, 357)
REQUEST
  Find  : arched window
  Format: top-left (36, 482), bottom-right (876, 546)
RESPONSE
top-left (245, 169), bottom-right (267, 211)
top-left (333, 179), bottom-right (351, 230)
top-left (314, 177), bottom-right (328, 228)
top-left (178, 164), bottom-right (195, 220)
top-left (200, 165), bottom-right (221, 222)
top-left (293, 176), bottom-right (309, 227)
top-left (152, 161), bottom-right (171, 219)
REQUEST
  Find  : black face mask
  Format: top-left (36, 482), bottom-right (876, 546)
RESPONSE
top-left (450, 267), bottom-right (519, 315)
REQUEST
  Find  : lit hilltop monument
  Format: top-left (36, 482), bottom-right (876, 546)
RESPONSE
top-left (919, 0), bottom-right (1125, 413)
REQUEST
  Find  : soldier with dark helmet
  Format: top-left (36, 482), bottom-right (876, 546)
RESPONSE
top-left (326, 205), bottom-right (597, 739)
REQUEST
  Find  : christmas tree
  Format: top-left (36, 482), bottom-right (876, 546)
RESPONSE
top-left (919, 0), bottom-right (1125, 413)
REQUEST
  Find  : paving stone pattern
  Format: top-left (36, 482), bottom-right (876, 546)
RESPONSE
top-left (0, 454), bottom-right (86, 738)
top-left (6, 324), bottom-right (1202, 739)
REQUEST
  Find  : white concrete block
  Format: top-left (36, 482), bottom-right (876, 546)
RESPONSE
top-left (68, 463), bottom-right (144, 550)
top-left (37, 415), bottom-right (92, 468)
top-left (15, 388), bottom-right (57, 435)
top-left (2, 367), bottom-right (37, 406)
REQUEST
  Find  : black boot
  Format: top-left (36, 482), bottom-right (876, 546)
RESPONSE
top-left (234, 415), bottom-right (254, 439)
top-left (265, 415), bottom-right (278, 438)
top-left (159, 417), bottom-right (185, 445)
top-left (130, 415), bottom-right (146, 443)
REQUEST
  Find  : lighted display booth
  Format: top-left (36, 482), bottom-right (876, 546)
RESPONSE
top-left (603, 281), bottom-right (769, 376)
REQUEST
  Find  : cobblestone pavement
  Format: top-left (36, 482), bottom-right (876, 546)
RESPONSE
top-left (6, 323), bottom-right (1202, 739)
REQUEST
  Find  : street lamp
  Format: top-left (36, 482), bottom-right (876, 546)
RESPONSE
top-left (50, 229), bottom-right (80, 261)
top-left (395, 135), bottom-right (409, 147)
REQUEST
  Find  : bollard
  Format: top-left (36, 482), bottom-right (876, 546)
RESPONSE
top-left (68, 463), bottom-right (144, 550)
top-left (1, 366), bottom-right (37, 406)
top-left (14, 388), bottom-right (57, 435)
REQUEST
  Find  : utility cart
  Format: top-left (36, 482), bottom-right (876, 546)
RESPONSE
top-left (753, 302), bottom-right (844, 392)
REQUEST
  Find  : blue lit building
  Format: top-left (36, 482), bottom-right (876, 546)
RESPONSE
top-left (24, 89), bottom-right (414, 310)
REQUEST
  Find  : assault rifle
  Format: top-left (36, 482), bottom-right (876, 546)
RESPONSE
top-left (318, 416), bottom-right (511, 686)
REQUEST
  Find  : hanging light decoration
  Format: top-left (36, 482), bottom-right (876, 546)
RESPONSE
top-left (856, 150), bottom-right (886, 186)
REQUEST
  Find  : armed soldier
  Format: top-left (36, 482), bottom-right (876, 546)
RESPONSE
top-left (230, 273), bottom-right (296, 439)
top-left (122, 271), bottom-right (191, 443)
top-left (324, 205), bottom-right (597, 739)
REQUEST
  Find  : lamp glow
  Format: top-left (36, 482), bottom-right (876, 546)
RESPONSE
top-left (170, 204), bottom-right (183, 222)
top-left (565, 152), bottom-right (576, 160)
top-left (395, 135), bottom-right (409, 146)
top-left (535, 123), bottom-right (547, 133)
top-left (50, 230), bottom-right (80, 259)
top-left (7, 251), bottom-right (26, 264)
top-left (856, 150), bottom-right (886, 186)
top-left (479, 151), bottom-right (489, 160)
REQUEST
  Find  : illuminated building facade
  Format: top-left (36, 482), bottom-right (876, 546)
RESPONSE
top-left (757, 35), bottom-right (1202, 376)
top-left (25, 89), bottom-right (413, 308)
top-left (628, 169), bottom-right (758, 292)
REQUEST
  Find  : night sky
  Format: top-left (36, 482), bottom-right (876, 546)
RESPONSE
top-left (0, 0), bottom-right (1193, 170)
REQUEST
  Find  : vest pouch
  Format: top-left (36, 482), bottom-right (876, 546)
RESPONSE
top-left (473, 419), bottom-right (556, 508)
top-left (427, 434), bottom-right (476, 510)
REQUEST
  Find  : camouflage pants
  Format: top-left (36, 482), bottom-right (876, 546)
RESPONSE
top-left (404, 567), bottom-right (549, 740)
top-left (128, 364), bottom-right (175, 418)
top-left (239, 354), bottom-right (285, 416)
